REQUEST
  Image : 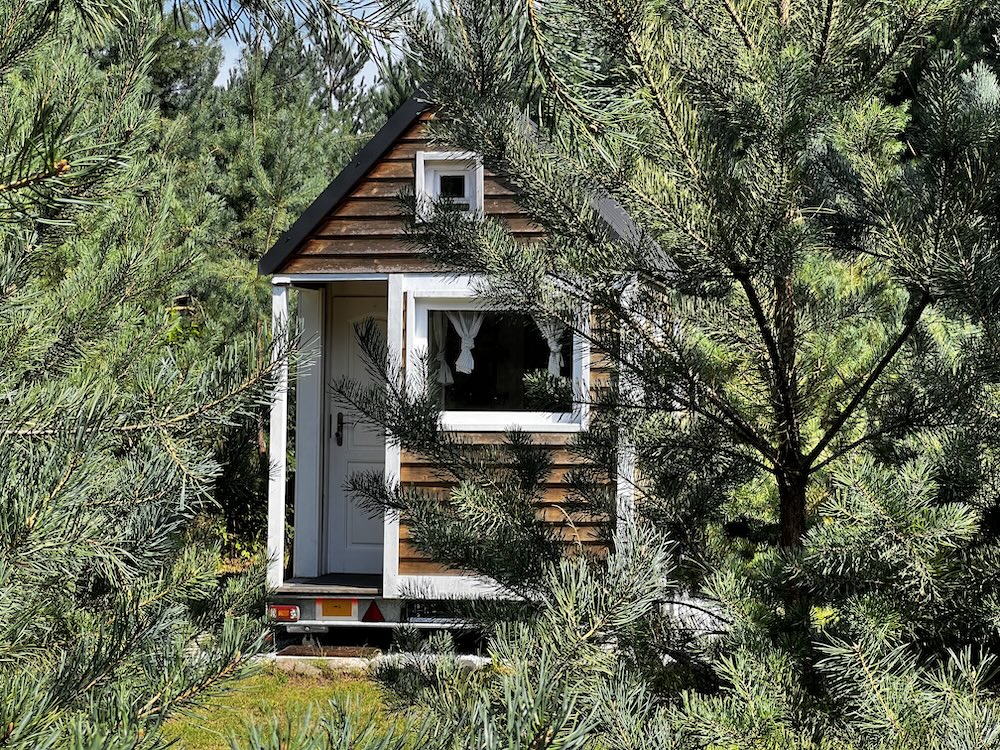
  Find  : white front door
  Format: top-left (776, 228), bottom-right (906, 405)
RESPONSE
top-left (325, 296), bottom-right (386, 575)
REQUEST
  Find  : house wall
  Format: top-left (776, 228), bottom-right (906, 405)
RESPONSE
top-left (395, 298), bottom-right (613, 578)
top-left (277, 114), bottom-right (545, 275)
top-left (397, 434), bottom-right (608, 577)
top-left (278, 112), bottom-right (615, 592)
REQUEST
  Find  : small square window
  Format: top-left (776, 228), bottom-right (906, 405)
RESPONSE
top-left (417, 152), bottom-right (483, 218)
top-left (438, 174), bottom-right (467, 200)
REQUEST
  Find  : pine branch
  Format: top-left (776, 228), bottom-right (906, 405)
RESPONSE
top-left (523, 0), bottom-right (606, 149)
top-left (805, 291), bottom-right (931, 467)
top-left (814, 0), bottom-right (836, 69)
top-left (610, 5), bottom-right (702, 180)
top-left (0, 159), bottom-right (71, 193)
top-left (720, 0), bottom-right (758, 53)
top-left (865, 0), bottom-right (935, 85)
top-left (733, 271), bottom-right (790, 412)
top-left (6, 357), bottom-right (283, 438)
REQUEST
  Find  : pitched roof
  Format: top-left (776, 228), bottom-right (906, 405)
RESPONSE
top-left (258, 95), bottom-right (428, 275)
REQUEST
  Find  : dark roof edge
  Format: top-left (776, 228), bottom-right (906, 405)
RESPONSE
top-left (258, 95), bottom-right (429, 275)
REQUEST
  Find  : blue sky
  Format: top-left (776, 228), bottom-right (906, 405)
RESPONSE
top-left (213, 35), bottom-right (243, 86)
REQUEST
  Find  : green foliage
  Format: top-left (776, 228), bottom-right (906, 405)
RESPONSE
top-left (310, 0), bottom-right (1000, 747)
top-left (0, 1), bottom-right (294, 745)
top-left (522, 369), bottom-right (573, 411)
top-left (148, 14), bottom-right (411, 558)
top-left (334, 325), bottom-right (606, 594)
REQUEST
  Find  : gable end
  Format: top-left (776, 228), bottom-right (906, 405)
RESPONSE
top-left (258, 96), bottom-right (428, 275)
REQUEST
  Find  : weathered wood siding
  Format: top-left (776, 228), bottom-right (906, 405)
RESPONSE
top-left (277, 114), bottom-right (545, 274)
top-left (397, 434), bottom-right (609, 577)
top-left (397, 319), bottom-right (615, 578)
top-left (281, 110), bottom-right (616, 579)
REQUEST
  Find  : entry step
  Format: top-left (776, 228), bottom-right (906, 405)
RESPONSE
top-left (276, 573), bottom-right (382, 596)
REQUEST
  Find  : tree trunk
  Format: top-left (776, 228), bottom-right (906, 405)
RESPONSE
top-left (773, 270), bottom-right (805, 548)
top-left (777, 465), bottom-right (811, 635)
top-left (778, 468), bottom-right (807, 548)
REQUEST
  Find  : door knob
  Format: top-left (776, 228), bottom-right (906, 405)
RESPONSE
top-left (335, 412), bottom-right (344, 446)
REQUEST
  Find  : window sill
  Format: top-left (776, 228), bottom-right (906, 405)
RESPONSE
top-left (439, 411), bottom-right (584, 433)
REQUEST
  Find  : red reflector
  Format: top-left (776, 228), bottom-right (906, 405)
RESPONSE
top-left (362, 601), bottom-right (384, 623)
top-left (268, 604), bottom-right (300, 622)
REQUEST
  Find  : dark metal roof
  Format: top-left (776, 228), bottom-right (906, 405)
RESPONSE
top-left (257, 95), bottom-right (429, 275)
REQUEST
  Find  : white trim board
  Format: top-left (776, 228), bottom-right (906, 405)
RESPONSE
top-left (396, 575), bottom-right (503, 599)
top-left (273, 273), bottom-right (389, 285)
top-left (402, 274), bottom-right (590, 433)
top-left (267, 285), bottom-right (290, 589)
top-left (383, 274), bottom-right (404, 598)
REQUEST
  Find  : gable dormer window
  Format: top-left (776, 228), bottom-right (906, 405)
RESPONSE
top-left (415, 151), bottom-right (484, 219)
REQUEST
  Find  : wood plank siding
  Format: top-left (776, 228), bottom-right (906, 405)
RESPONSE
top-left (396, 347), bottom-right (614, 577)
top-left (397, 435), bottom-right (608, 576)
top-left (275, 109), bottom-right (615, 580)
top-left (276, 115), bottom-right (545, 275)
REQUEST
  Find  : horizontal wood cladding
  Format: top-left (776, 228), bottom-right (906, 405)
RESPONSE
top-left (280, 256), bottom-right (436, 274)
top-left (314, 215), bottom-right (543, 238)
top-left (399, 559), bottom-right (468, 576)
top-left (276, 118), bottom-right (533, 274)
top-left (399, 516), bottom-right (604, 544)
top-left (399, 534), bottom-right (602, 561)
top-left (330, 196), bottom-right (525, 218)
top-left (397, 432), bottom-right (610, 578)
top-left (401, 464), bottom-right (580, 487)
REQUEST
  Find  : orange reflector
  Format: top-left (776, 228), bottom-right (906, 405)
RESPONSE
top-left (267, 604), bottom-right (299, 622)
top-left (362, 601), bottom-right (385, 623)
top-left (319, 599), bottom-right (354, 617)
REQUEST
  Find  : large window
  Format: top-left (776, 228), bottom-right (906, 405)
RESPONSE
top-left (429, 310), bottom-right (573, 412)
top-left (405, 278), bottom-right (589, 432)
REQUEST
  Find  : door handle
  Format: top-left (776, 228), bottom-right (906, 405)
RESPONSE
top-left (335, 412), bottom-right (345, 446)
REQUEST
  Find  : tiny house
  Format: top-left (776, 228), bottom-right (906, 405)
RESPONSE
top-left (260, 97), bottom-right (633, 633)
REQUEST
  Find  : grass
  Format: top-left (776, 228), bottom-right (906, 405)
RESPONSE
top-left (162, 664), bottom-right (395, 749)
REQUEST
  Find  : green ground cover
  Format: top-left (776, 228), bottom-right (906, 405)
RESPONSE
top-left (163, 664), bottom-right (392, 749)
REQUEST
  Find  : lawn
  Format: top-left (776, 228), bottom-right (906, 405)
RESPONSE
top-left (163, 663), bottom-right (396, 749)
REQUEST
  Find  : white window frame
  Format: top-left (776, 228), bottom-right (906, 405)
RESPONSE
top-left (403, 274), bottom-right (590, 433)
top-left (415, 151), bottom-right (485, 219)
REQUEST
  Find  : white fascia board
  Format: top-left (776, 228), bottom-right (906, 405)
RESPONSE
top-left (396, 575), bottom-right (506, 599)
top-left (439, 412), bottom-right (584, 433)
top-left (615, 276), bottom-right (640, 527)
top-left (272, 273), bottom-right (389, 285)
top-left (400, 273), bottom-right (483, 294)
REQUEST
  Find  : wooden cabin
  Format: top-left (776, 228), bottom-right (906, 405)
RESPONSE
top-left (261, 97), bottom-right (633, 631)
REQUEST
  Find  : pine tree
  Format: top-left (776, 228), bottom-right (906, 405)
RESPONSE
top-left (148, 13), bottom-right (411, 557)
top-left (284, 0), bottom-right (1000, 746)
top-left (0, 1), bottom-right (283, 745)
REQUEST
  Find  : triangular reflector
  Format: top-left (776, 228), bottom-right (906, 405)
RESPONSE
top-left (362, 601), bottom-right (385, 623)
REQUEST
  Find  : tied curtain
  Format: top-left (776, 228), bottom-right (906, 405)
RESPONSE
top-left (435, 310), bottom-right (566, 379)
top-left (535, 316), bottom-right (565, 376)
top-left (445, 310), bottom-right (484, 374)
top-left (432, 311), bottom-right (454, 384)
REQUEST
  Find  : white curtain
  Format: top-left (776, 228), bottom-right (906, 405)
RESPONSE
top-left (432, 311), bottom-right (454, 384)
top-left (446, 311), bottom-right (485, 374)
top-left (535, 316), bottom-right (565, 376)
